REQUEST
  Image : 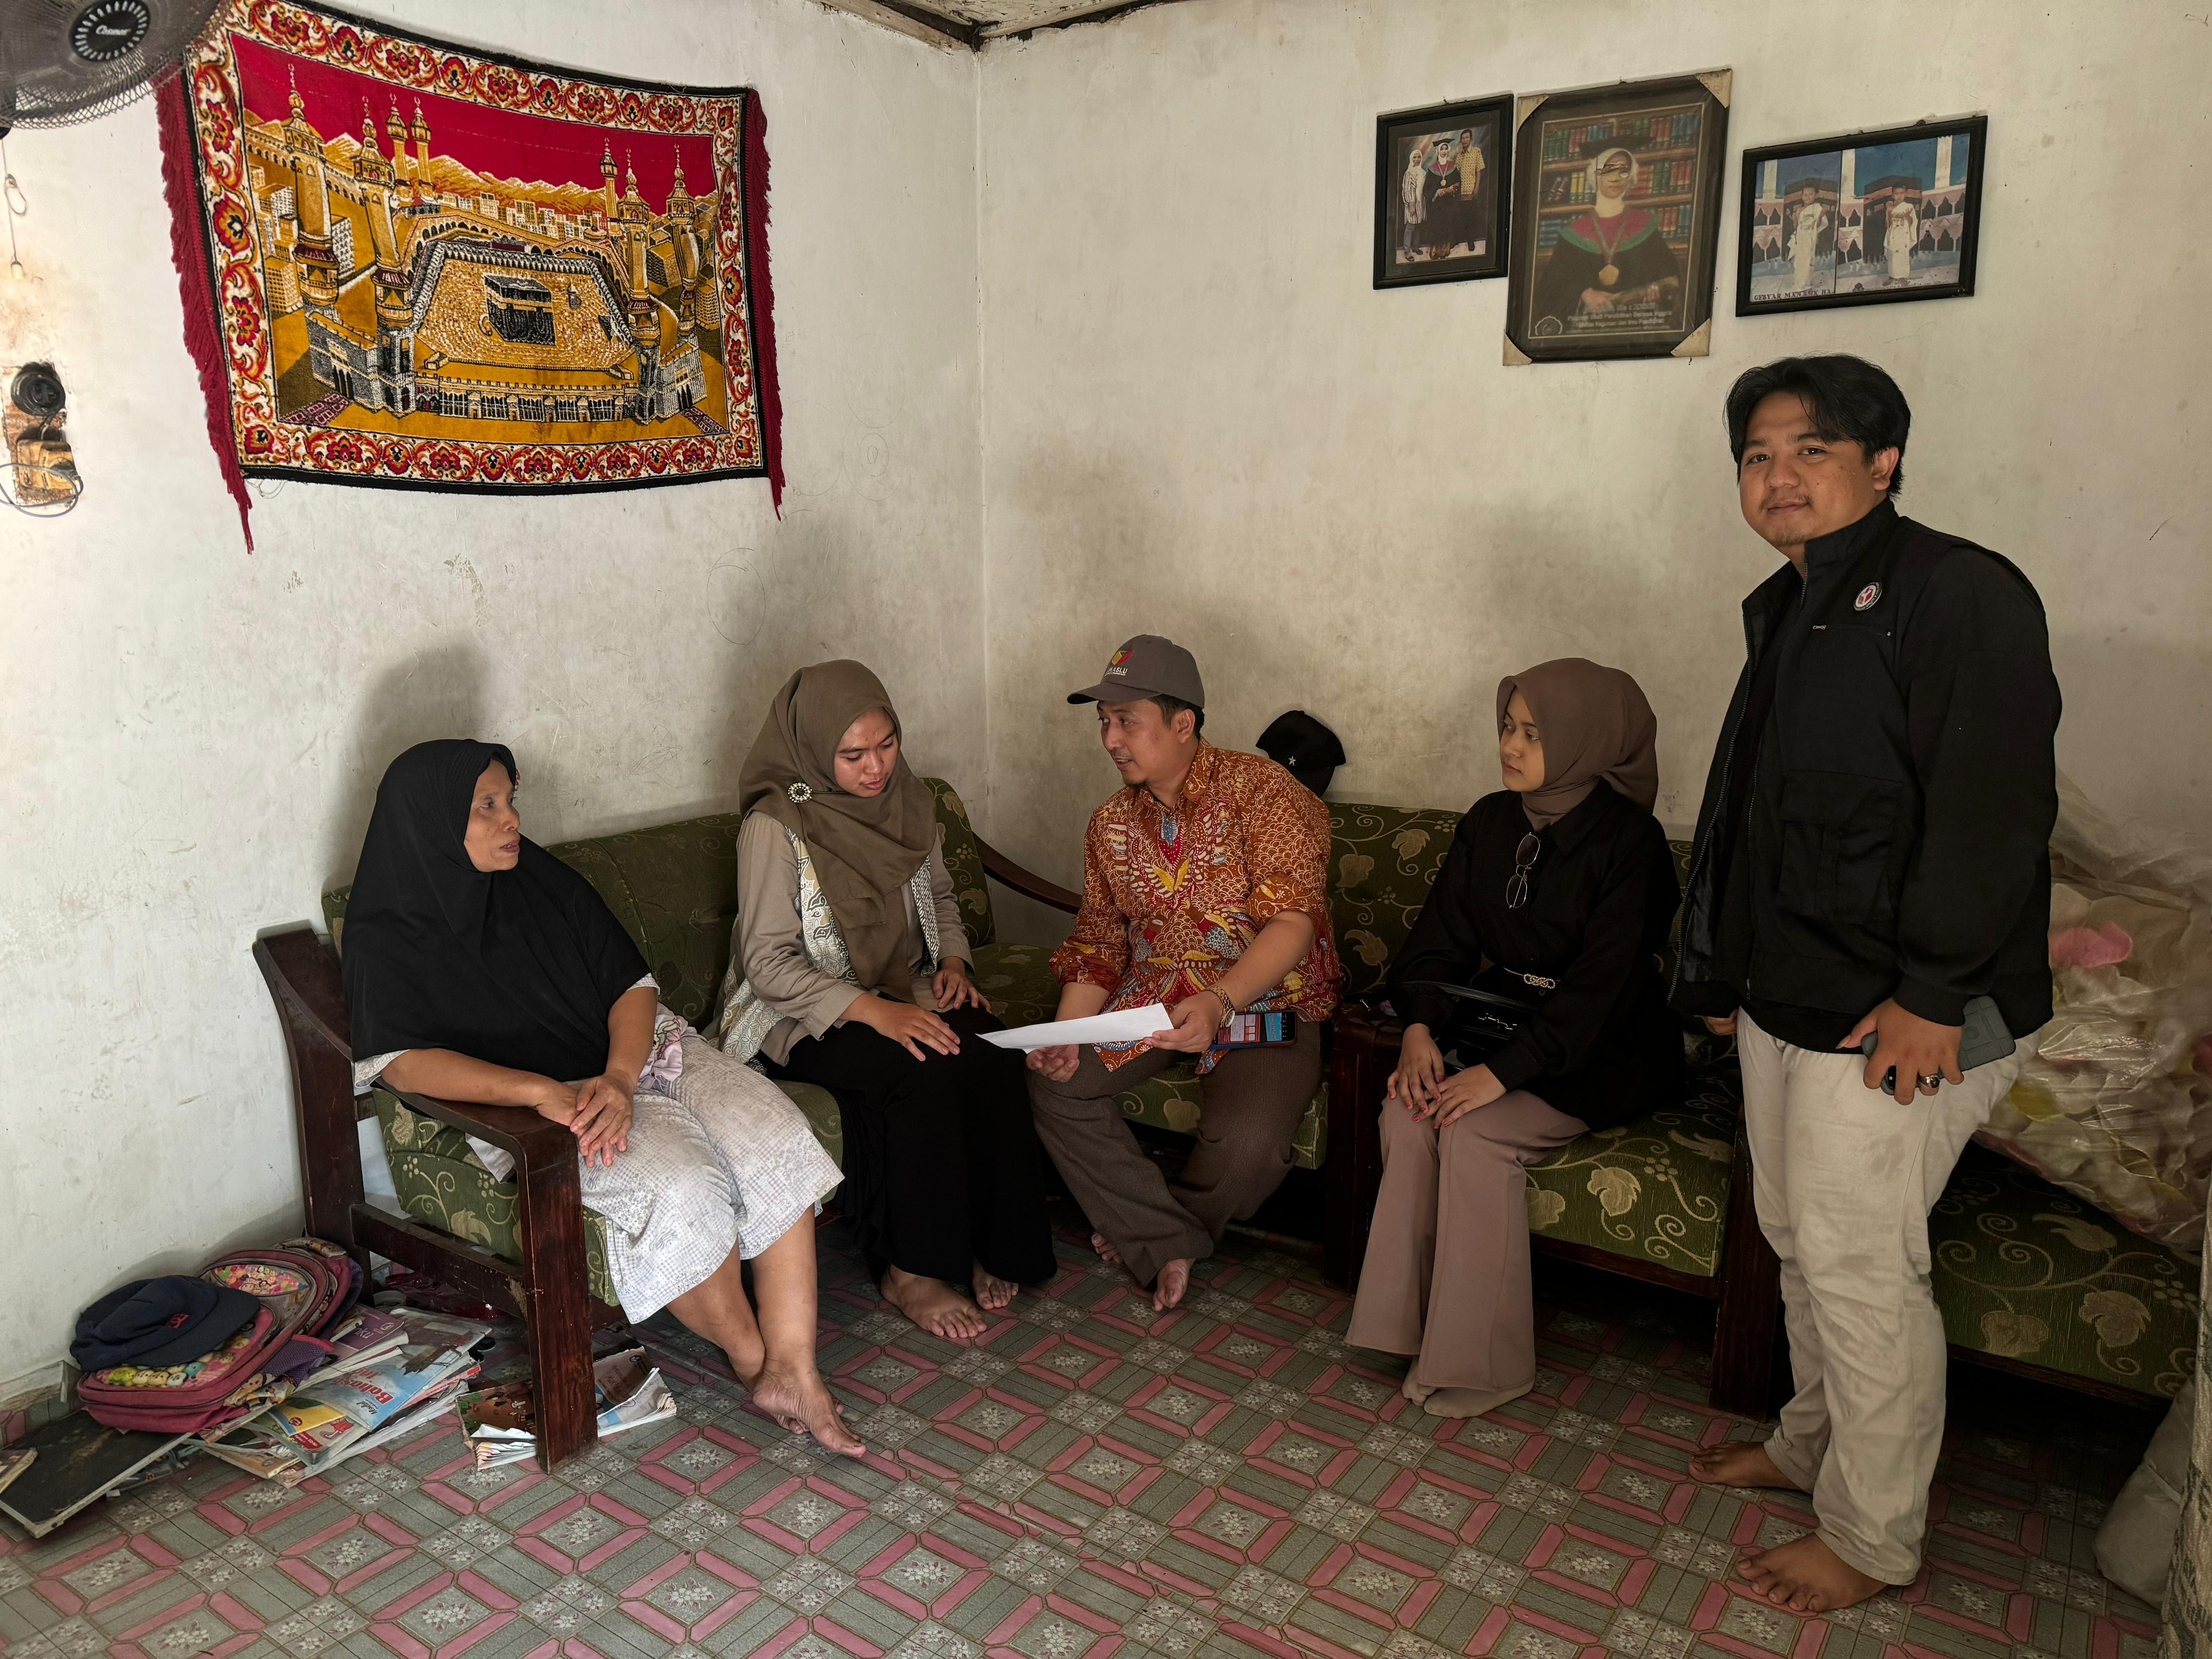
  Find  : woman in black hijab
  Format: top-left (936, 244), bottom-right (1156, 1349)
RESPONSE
top-left (345, 740), bottom-right (857, 1455)
top-left (1346, 661), bottom-right (1681, 1422)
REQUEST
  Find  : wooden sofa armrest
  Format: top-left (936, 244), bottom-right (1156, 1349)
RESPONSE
top-left (974, 830), bottom-right (1080, 915)
top-left (1322, 999), bottom-right (1400, 1287)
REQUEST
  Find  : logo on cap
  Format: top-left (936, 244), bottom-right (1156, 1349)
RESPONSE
top-left (1854, 582), bottom-right (1881, 611)
top-left (1104, 646), bottom-right (1133, 677)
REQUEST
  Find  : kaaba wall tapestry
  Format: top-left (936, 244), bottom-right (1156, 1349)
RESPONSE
top-left (156, 3), bottom-right (782, 544)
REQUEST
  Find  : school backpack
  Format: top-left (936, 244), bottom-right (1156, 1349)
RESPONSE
top-left (78, 1242), bottom-right (354, 1435)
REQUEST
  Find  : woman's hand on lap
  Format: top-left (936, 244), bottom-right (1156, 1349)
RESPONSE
top-left (853, 993), bottom-right (961, 1061)
top-left (1388, 1024), bottom-right (1447, 1116)
top-left (1432, 1062), bottom-right (1505, 1128)
top-left (933, 959), bottom-right (991, 1013)
top-left (532, 1079), bottom-right (580, 1124)
top-left (569, 1074), bottom-right (634, 1167)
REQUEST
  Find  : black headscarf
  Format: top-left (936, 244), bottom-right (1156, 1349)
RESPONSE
top-left (342, 740), bottom-right (649, 1083)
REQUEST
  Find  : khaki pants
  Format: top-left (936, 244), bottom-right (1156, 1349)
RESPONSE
top-left (1026, 1020), bottom-right (1322, 1286)
top-left (1345, 1090), bottom-right (1587, 1392)
top-left (1738, 1008), bottom-right (2028, 1585)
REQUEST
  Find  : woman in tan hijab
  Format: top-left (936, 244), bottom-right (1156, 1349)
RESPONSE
top-left (1347, 659), bottom-right (1682, 1418)
top-left (717, 662), bottom-right (1055, 1339)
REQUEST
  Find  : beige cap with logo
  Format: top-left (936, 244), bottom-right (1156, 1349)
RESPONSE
top-left (1066, 634), bottom-right (1206, 708)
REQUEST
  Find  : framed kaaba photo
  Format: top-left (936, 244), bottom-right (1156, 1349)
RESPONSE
top-left (1373, 95), bottom-right (1514, 290)
top-left (1737, 116), bottom-right (1988, 315)
top-left (1503, 71), bottom-right (1730, 364)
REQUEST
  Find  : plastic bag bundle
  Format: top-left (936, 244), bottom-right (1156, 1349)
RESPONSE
top-left (1976, 775), bottom-right (2212, 1258)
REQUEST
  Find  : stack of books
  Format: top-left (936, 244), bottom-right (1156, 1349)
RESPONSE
top-left (197, 1307), bottom-right (494, 1485)
top-left (456, 1346), bottom-right (674, 1470)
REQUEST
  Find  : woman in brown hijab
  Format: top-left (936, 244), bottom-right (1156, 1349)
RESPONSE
top-left (1347, 659), bottom-right (1682, 1418)
top-left (716, 663), bottom-right (1056, 1339)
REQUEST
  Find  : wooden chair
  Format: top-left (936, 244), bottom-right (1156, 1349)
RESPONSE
top-left (255, 928), bottom-right (626, 1471)
top-left (253, 825), bottom-right (1082, 1474)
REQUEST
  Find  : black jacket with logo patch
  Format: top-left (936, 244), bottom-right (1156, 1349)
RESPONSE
top-left (1672, 500), bottom-right (2060, 1041)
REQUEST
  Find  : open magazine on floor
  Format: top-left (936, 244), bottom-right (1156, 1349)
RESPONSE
top-left (198, 1308), bottom-right (494, 1485)
top-left (456, 1346), bottom-right (676, 1470)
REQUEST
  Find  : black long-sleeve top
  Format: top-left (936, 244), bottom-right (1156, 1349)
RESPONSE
top-left (1671, 500), bottom-right (2060, 1048)
top-left (1389, 782), bottom-right (1683, 1132)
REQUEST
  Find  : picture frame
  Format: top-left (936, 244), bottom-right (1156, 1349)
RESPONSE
top-left (1736, 115), bottom-right (1988, 315)
top-left (1502, 71), bottom-right (1731, 364)
top-left (1373, 95), bottom-right (1514, 290)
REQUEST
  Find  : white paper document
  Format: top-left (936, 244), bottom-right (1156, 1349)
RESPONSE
top-left (978, 1003), bottom-right (1174, 1052)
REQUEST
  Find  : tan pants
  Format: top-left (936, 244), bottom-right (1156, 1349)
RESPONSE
top-left (1738, 1009), bottom-right (2029, 1585)
top-left (1026, 1020), bottom-right (1322, 1286)
top-left (1345, 1091), bottom-right (1586, 1391)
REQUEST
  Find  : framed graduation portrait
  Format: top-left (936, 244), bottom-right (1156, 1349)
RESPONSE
top-left (1503, 71), bottom-right (1731, 364)
top-left (1737, 116), bottom-right (1987, 315)
top-left (1373, 95), bottom-right (1514, 289)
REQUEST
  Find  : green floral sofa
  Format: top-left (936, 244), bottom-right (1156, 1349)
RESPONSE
top-left (323, 778), bottom-right (1320, 1312)
top-left (1314, 800), bottom-right (2197, 1404)
top-left (327, 782), bottom-right (2197, 1402)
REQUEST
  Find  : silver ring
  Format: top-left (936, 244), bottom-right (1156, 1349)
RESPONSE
top-left (1917, 1072), bottom-right (1943, 1089)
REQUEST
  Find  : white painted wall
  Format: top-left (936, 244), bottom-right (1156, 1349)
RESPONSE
top-left (8, 0), bottom-right (2210, 1397)
top-left (976, 0), bottom-right (2212, 902)
top-left (0, 0), bottom-right (981, 1396)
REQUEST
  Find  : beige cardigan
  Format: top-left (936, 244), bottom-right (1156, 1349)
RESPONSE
top-left (728, 810), bottom-right (968, 1065)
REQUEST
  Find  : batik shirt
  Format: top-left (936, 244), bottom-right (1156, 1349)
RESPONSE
top-left (1050, 743), bottom-right (1342, 1073)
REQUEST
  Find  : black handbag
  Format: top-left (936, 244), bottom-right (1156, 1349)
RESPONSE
top-left (1409, 971), bottom-right (1552, 1072)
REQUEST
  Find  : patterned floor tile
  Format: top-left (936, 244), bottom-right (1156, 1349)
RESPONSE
top-left (0, 1217), bottom-right (2163, 1659)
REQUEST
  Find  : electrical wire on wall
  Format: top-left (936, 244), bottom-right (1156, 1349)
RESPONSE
top-left (2, 135), bottom-right (24, 280)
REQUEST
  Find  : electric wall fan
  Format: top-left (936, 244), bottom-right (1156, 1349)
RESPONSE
top-left (0, 0), bottom-right (222, 134)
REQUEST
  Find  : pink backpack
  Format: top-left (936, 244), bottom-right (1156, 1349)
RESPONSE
top-left (79, 1245), bottom-right (349, 1435)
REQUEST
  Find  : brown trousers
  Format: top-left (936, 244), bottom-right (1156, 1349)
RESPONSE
top-left (1026, 1020), bottom-right (1322, 1286)
top-left (1345, 1090), bottom-right (1585, 1393)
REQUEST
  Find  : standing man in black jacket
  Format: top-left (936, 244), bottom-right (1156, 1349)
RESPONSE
top-left (1673, 357), bottom-right (2060, 1612)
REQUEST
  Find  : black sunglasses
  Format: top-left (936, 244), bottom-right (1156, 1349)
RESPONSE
top-left (1506, 832), bottom-right (1541, 910)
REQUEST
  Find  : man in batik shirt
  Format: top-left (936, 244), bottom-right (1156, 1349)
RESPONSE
top-left (1027, 635), bottom-right (1342, 1310)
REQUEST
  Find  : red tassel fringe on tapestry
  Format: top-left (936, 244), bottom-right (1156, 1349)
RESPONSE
top-left (155, 74), bottom-right (255, 552)
top-left (743, 92), bottom-right (784, 515)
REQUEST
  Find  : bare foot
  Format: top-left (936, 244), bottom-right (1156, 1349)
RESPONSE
top-left (972, 1262), bottom-right (1018, 1312)
top-left (1091, 1231), bottom-right (1122, 1266)
top-left (1689, 1440), bottom-right (1806, 1492)
top-left (881, 1266), bottom-right (987, 1340)
top-left (1151, 1259), bottom-right (1191, 1312)
top-left (749, 1361), bottom-right (864, 1456)
top-left (1401, 1374), bottom-right (1435, 1405)
top-left (1422, 1380), bottom-right (1530, 1419)
top-left (1739, 1533), bottom-right (1886, 1612)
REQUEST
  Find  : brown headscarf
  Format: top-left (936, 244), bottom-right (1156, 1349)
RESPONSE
top-left (739, 661), bottom-right (941, 1000)
top-left (1495, 658), bottom-right (1659, 831)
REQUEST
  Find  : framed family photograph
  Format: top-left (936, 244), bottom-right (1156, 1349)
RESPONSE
top-left (1502, 71), bottom-right (1731, 364)
top-left (1737, 116), bottom-right (1988, 315)
top-left (1373, 95), bottom-right (1514, 289)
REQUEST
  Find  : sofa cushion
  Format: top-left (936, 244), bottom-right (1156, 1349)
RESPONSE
top-left (1327, 805), bottom-right (1464, 1002)
top-left (924, 776), bottom-right (995, 949)
top-left (372, 1079), bottom-right (844, 1312)
top-left (1524, 1058), bottom-right (1740, 1277)
top-left (969, 940), bottom-right (1327, 1170)
top-left (1930, 1144), bottom-right (2196, 1399)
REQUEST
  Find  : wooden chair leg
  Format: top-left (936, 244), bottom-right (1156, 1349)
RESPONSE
top-left (1707, 1126), bottom-right (1783, 1417)
top-left (1322, 1010), bottom-right (1396, 1289)
top-left (514, 1142), bottom-right (597, 1470)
